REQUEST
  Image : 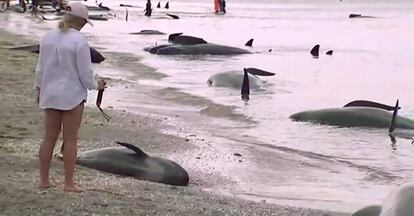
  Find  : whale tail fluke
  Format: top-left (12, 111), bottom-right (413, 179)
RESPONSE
top-left (116, 141), bottom-right (149, 158)
top-left (310, 44), bottom-right (319, 58)
top-left (245, 67), bottom-right (275, 76)
top-left (388, 99), bottom-right (399, 134)
top-left (245, 39), bottom-right (254, 47)
top-left (344, 100), bottom-right (400, 111)
top-left (241, 68), bottom-right (250, 101)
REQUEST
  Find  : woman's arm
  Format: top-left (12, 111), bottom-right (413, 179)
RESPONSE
top-left (75, 40), bottom-right (98, 90)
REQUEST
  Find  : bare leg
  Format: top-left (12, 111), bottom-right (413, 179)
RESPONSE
top-left (62, 103), bottom-right (84, 192)
top-left (39, 109), bottom-right (62, 189)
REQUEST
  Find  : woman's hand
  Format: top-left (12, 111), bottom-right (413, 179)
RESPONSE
top-left (97, 79), bottom-right (106, 90)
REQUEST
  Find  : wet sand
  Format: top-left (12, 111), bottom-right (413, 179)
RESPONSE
top-left (0, 28), bottom-right (350, 216)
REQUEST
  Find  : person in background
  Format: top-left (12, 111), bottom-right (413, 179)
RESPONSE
top-left (19, 0), bottom-right (26, 12)
top-left (221, 0), bottom-right (226, 13)
top-left (144, 0), bottom-right (152, 17)
top-left (0, 0), bottom-right (9, 11)
top-left (35, 2), bottom-right (106, 192)
top-left (31, 0), bottom-right (37, 16)
top-left (214, 0), bottom-right (220, 13)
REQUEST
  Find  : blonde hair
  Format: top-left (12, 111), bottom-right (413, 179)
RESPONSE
top-left (58, 14), bottom-right (84, 32)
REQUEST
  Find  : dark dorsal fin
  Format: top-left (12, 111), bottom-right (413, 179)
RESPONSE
top-left (116, 141), bottom-right (148, 158)
top-left (326, 50), bottom-right (333, 55)
top-left (310, 44), bottom-right (319, 58)
top-left (389, 99), bottom-right (399, 133)
top-left (245, 67), bottom-right (275, 76)
top-left (344, 100), bottom-right (400, 111)
top-left (166, 13), bottom-right (179, 19)
top-left (245, 39), bottom-right (254, 47)
top-left (168, 32), bottom-right (183, 42)
top-left (157, 2), bottom-right (160, 8)
top-left (165, 1), bottom-right (169, 9)
top-left (241, 69), bottom-right (250, 101)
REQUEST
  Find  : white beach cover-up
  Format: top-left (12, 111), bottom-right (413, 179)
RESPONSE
top-left (35, 28), bottom-right (98, 110)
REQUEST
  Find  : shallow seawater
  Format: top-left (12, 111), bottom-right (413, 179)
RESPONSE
top-left (2, 0), bottom-right (414, 212)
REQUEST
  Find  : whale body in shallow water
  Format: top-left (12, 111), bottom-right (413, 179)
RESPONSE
top-left (71, 142), bottom-right (189, 186)
top-left (130, 30), bottom-right (166, 35)
top-left (207, 68), bottom-right (275, 90)
top-left (145, 33), bottom-right (251, 55)
top-left (147, 43), bottom-right (252, 55)
top-left (290, 102), bottom-right (414, 129)
top-left (352, 182), bottom-right (414, 216)
top-left (208, 71), bottom-right (263, 89)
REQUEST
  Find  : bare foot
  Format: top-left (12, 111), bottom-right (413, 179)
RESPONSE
top-left (38, 182), bottom-right (52, 189)
top-left (63, 185), bottom-right (83, 193)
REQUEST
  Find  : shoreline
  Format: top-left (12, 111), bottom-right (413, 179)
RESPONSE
top-left (0, 25), bottom-right (349, 216)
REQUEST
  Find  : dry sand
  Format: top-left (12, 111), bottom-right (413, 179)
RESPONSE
top-left (0, 29), bottom-right (350, 216)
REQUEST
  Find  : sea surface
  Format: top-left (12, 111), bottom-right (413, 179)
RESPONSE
top-left (1, 0), bottom-right (414, 213)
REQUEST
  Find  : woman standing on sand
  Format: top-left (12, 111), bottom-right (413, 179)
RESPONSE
top-left (35, 2), bottom-right (106, 192)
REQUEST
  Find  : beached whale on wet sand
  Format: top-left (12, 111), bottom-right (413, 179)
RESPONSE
top-left (289, 100), bottom-right (414, 129)
top-left (4, 44), bottom-right (105, 63)
top-left (352, 182), bottom-right (414, 216)
top-left (58, 141), bottom-right (189, 186)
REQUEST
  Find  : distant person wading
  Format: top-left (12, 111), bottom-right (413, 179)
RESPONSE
top-left (35, 2), bottom-right (106, 192)
top-left (144, 0), bottom-right (152, 17)
top-left (214, 0), bottom-right (226, 13)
